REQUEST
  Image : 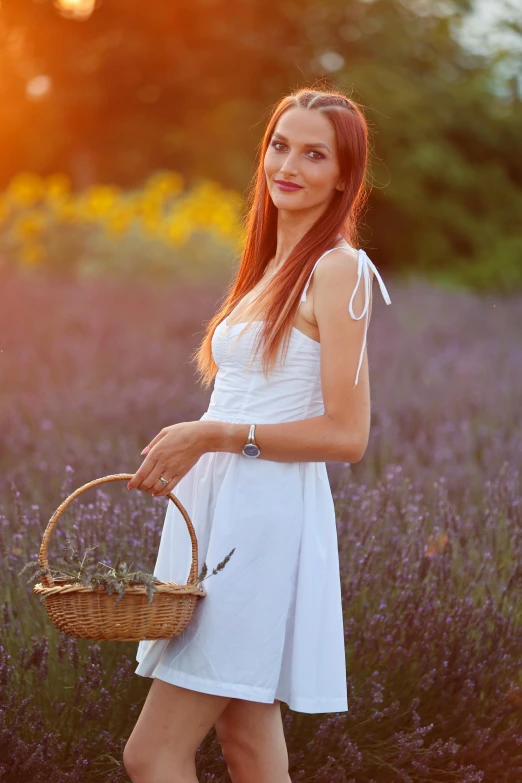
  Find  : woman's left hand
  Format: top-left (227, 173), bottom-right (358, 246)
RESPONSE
top-left (127, 421), bottom-right (208, 497)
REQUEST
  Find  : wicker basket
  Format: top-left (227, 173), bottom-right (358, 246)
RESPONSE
top-left (33, 473), bottom-right (206, 641)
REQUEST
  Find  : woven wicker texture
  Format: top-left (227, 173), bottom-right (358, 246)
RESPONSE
top-left (33, 474), bottom-right (205, 641)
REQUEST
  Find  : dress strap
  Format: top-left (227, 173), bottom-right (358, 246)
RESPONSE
top-left (300, 246), bottom-right (345, 305)
top-left (300, 246), bottom-right (392, 386)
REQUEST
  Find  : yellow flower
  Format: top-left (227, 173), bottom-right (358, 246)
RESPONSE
top-left (145, 171), bottom-right (184, 197)
top-left (81, 185), bottom-right (122, 220)
top-left (140, 210), bottom-right (163, 236)
top-left (6, 173), bottom-right (45, 207)
top-left (5, 170), bottom-right (243, 273)
top-left (191, 203), bottom-right (214, 224)
top-left (163, 218), bottom-right (191, 246)
top-left (51, 200), bottom-right (79, 222)
top-left (212, 202), bottom-right (242, 234)
top-left (12, 211), bottom-right (46, 241)
top-left (44, 173), bottom-right (71, 203)
top-left (193, 180), bottom-right (224, 200)
top-left (103, 207), bottom-right (134, 236)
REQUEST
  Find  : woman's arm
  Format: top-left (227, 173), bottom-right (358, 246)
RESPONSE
top-left (202, 248), bottom-right (372, 464)
top-left (201, 414), bottom-right (364, 463)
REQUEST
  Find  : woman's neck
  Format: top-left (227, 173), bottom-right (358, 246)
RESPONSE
top-left (265, 233), bottom-right (345, 276)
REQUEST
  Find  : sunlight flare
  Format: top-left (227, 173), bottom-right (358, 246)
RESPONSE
top-left (53, 0), bottom-right (96, 20)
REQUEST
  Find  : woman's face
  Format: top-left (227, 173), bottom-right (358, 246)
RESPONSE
top-left (264, 106), bottom-right (345, 213)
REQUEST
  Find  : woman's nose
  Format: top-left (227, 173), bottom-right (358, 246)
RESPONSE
top-left (280, 155), bottom-right (299, 175)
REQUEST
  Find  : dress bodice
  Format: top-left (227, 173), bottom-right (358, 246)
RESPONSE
top-left (201, 245), bottom-right (391, 426)
top-left (203, 319), bottom-right (323, 424)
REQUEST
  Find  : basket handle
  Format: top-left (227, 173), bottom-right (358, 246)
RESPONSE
top-left (38, 474), bottom-right (200, 589)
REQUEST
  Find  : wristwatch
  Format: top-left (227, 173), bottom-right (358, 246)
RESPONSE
top-left (242, 424), bottom-right (261, 458)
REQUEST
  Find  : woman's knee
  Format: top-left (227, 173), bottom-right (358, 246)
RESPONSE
top-left (122, 739), bottom-right (193, 783)
top-left (122, 739), bottom-right (146, 782)
top-left (123, 679), bottom-right (232, 781)
top-left (216, 698), bottom-right (289, 778)
top-left (219, 727), bottom-right (259, 766)
top-left (122, 738), bottom-right (152, 783)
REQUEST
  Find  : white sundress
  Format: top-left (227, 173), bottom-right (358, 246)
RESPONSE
top-left (135, 243), bottom-right (392, 714)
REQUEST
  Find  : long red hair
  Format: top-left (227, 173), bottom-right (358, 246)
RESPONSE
top-left (192, 86), bottom-right (370, 389)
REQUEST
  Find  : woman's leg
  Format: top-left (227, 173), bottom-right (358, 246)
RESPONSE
top-left (215, 698), bottom-right (291, 783)
top-left (123, 678), bottom-right (232, 783)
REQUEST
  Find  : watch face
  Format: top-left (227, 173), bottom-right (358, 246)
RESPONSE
top-left (242, 443), bottom-right (260, 458)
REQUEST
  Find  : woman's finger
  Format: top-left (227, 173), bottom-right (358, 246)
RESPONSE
top-left (151, 474), bottom-right (179, 497)
top-left (127, 456), bottom-right (160, 490)
top-left (141, 429), bottom-right (168, 455)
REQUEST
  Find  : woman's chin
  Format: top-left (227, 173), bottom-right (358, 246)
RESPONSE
top-left (272, 192), bottom-right (308, 210)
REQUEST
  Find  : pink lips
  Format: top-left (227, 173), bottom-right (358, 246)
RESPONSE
top-left (274, 179), bottom-right (303, 192)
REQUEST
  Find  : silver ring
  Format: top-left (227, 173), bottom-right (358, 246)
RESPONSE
top-left (157, 477), bottom-right (169, 486)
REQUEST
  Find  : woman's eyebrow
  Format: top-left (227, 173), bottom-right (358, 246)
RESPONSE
top-left (272, 131), bottom-right (331, 153)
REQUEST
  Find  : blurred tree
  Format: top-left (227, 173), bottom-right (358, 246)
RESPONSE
top-left (0, 0), bottom-right (520, 290)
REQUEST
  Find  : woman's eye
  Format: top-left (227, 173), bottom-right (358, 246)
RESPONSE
top-left (270, 141), bottom-right (324, 160)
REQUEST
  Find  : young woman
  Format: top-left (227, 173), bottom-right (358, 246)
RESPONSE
top-left (124, 87), bottom-right (391, 783)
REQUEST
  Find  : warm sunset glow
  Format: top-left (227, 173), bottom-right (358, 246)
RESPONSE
top-left (53, 0), bottom-right (96, 20)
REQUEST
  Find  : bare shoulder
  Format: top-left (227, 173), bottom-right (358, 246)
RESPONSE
top-left (313, 246), bottom-right (368, 315)
top-left (315, 245), bottom-right (359, 277)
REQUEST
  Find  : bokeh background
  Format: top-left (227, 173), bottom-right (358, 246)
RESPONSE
top-left (1, 1), bottom-right (521, 781)
top-left (1, 0), bottom-right (521, 288)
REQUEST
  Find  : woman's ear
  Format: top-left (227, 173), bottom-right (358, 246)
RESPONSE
top-left (336, 179), bottom-right (345, 192)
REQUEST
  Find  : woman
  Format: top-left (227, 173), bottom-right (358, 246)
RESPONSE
top-left (124, 87), bottom-right (391, 783)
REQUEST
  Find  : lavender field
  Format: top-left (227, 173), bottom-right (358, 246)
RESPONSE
top-left (0, 268), bottom-right (521, 782)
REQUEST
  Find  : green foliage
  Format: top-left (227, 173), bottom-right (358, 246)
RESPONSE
top-left (1, 0), bottom-right (521, 291)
